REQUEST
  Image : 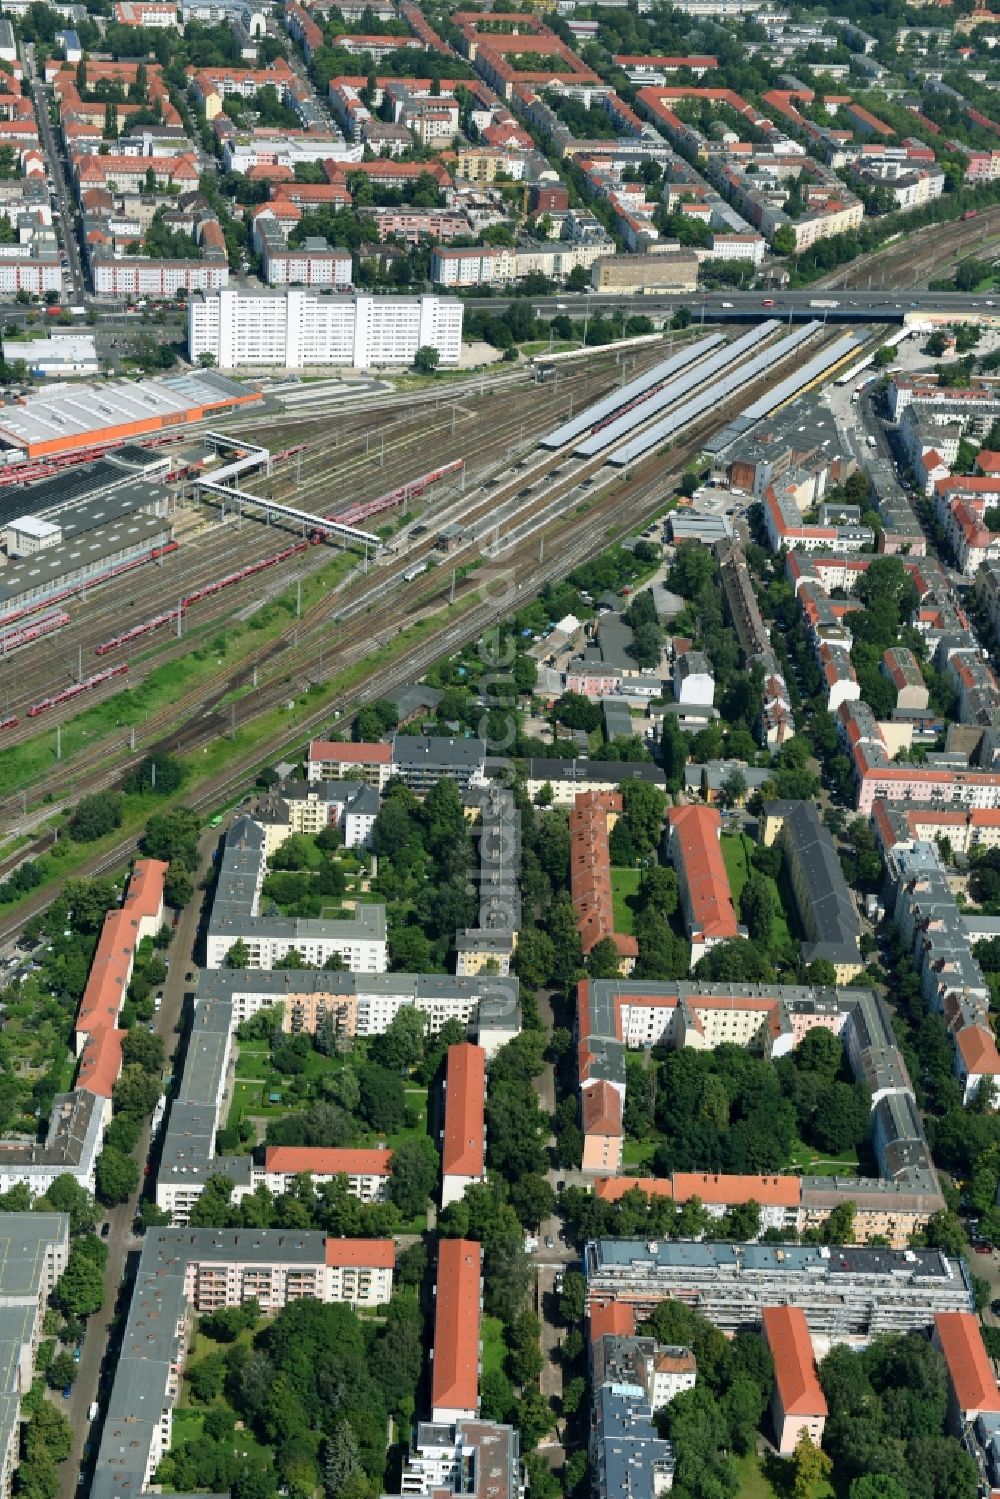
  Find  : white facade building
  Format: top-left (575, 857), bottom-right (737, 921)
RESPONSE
top-left (187, 287), bottom-right (463, 370)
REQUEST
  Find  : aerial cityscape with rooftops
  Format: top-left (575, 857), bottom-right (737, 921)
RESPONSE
top-left (4, 0), bottom-right (1000, 1496)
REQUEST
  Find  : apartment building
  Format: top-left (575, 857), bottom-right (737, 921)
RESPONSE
top-left (441, 1043), bottom-right (486, 1209)
top-left (882, 647), bottom-right (929, 710)
top-left (0, 861), bottom-right (165, 1198)
top-left (597, 1172), bottom-right (802, 1236)
top-left (74, 858), bottom-right (167, 1054)
top-left (156, 971), bottom-right (519, 1222)
top-left (261, 1145), bottom-right (393, 1202)
top-left (570, 791), bottom-right (638, 975)
top-left (205, 814), bottom-right (387, 971)
top-left (431, 1239), bottom-right (482, 1424)
top-left (591, 1331), bottom-right (697, 1408)
top-left (387, 1421), bottom-right (525, 1499)
top-left (0, 1215), bottom-right (71, 1499)
top-left (882, 837), bottom-right (1000, 1105)
top-left (90, 1228), bottom-right (392, 1498)
top-left (254, 778), bottom-right (379, 853)
top-left (592, 1383), bottom-right (677, 1499)
top-left (577, 977), bottom-right (944, 1242)
top-left (761, 1306), bottom-right (828, 1455)
top-left (667, 804), bottom-right (740, 964)
top-left (254, 215), bottom-right (353, 288)
top-left (307, 737), bottom-right (393, 789)
top-left (584, 1239), bottom-right (973, 1337)
top-left (934, 1312), bottom-right (1000, 1435)
top-left (322, 1237), bottom-right (395, 1307)
top-left (455, 785), bottom-right (520, 978)
top-left (392, 735), bottom-right (485, 794)
top-left (762, 801), bottom-right (863, 981)
top-left (518, 759), bottom-right (666, 807)
top-left (187, 287), bottom-right (463, 370)
top-left (197, 967), bottom-right (521, 1048)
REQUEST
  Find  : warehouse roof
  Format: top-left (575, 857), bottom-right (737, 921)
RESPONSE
top-left (0, 513), bottom-right (167, 605)
top-left (0, 371), bottom-right (256, 458)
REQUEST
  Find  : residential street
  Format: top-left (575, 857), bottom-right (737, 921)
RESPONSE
top-left (60, 823), bottom-right (221, 1498)
top-left (25, 43), bottom-right (85, 304)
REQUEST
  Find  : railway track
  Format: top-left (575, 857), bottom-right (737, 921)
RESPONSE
top-left (817, 204), bottom-right (1000, 291)
top-left (0, 349), bottom-right (649, 766)
top-left (0, 324), bottom-right (836, 942)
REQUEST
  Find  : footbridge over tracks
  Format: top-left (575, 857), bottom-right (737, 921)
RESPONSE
top-left (197, 481), bottom-right (382, 552)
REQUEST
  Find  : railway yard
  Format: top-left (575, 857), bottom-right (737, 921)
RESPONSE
top-left (0, 316), bottom-right (872, 931)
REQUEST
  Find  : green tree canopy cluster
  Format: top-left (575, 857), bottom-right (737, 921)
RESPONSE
top-left (646, 1299), bottom-right (774, 1496)
top-left (157, 1293), bottom-right (424, 1496)
top-left (819, 1336), bottom-right (979, 1499)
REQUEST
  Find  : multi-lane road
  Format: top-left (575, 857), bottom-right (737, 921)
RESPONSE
top-left (464, 288), bottom-right (1000, 324)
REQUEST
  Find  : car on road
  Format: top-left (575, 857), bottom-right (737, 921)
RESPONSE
top-left (100, 1222), bottom-right (110, 1237)
top-left (62, 1387), bottom-right (72, 1399)
top-left (72, 1347), bottom-right (81, 1361)
top-left (762, 299), bottom-right (776, 307)
top-left (975, 1242), bottom-right (994, 1254)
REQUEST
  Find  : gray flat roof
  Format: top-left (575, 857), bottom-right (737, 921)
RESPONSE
top-left (0, 513), bottom-right (169, 604)
top-left (588, 1238), bottom-right (956, 1278)
top-left (0, 1213), bottom-right (67, 1300)
top-left (0, 370), bottom-right (250, 452)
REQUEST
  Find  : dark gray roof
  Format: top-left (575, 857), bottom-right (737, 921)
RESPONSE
top-left (392, 734), bottom-right (486, 769)
top-left (771, 800), bottom-right (863, 968)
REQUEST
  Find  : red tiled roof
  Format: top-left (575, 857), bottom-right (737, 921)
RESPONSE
top-left (762, 1306), bottom-right (828, 1417)
top-left (673, 1171), bottom-right (800, 1207)
top-left (309, 738), bottom-right (392, 763)
top-left (324, 1237), bottom-right (395, 1267)
top-left (125, 858), bottom-right (168, 921)
top-left (667, 804), bottom-right (739, 942)
top-left (431, 1239), bottom-right (482, 1417)
top-left (589, 1298), bottom-right (635, 1342)
top-left (265, 1145), bottom-right (393, 1175)
top-left (955, 1023), bottom-right (1000, 1076)
top-left (442, 1042), bottom-right (486, 1179)
top-left (595, 1176), bottom-right (673, 1202)
top-left (935, 1312), bottom-right (1000, 1415)
top-left (581, 1079), bottom-right (623, 1138)
top-left (76, 1027), bottom-right (125, 1099)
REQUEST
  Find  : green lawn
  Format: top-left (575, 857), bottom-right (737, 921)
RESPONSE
top-left (611, 867), bottom-right (642, 935)
top-left (169, 1401), bottom-right (270, 1467)
top-left (380, 1086), bottom-right (429, 1151)
top-left (169, 1408), bottom-right (204, 1443)
top-left (789, 1139), bottom-right (859, 1177)
top-left (481, 1316), bottom-right (508, 1379)
top-left (731, 1452), bottom-right (833, 1499)
top-left (720, 832), bottom-right (792, 947)
top-left (621, 1138), bottom-right (657, 1170)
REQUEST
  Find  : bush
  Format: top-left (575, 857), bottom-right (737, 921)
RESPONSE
top-left (68, 793), bottom-right (124, 843)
